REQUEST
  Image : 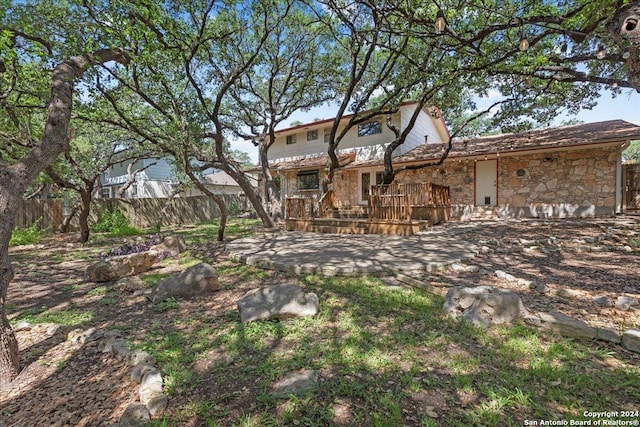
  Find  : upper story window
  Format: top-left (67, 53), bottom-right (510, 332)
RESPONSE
top-left (307, 130), bottom-right (318, 141)
top-left (286, 135), bottom-right (297, 145)
top-left (324, 128), bottom-right (331, 143)
top-left (358, 121), bottom-right (382, 137)
top-left (297, 169), bottom-right (319, 190)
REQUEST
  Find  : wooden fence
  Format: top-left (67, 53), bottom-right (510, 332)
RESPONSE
top-left (14, 195), bottom-right (247, 231)
top-left (285, 197), bottom-right (314, 219)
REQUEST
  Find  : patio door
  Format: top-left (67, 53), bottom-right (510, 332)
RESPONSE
top-left (475, 160), bottom-right (497, 206)
top-left (359, 171), bottom-right (384, 204)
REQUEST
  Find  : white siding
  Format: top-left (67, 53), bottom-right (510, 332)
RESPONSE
top-left (268, 113), bottom-right (401, 163)
top-left (142, 157), bottom-right (174, 181)
top-left (397, 105), bottom-right (445, 156)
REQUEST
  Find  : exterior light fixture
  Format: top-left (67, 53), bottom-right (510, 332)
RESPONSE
top-left (596, 45), bottom-right (606, 59)
top-left (622, 47), bottom-right (631, 59)
top-left (519, 35), bottom-right (530, 51)
top-left (612, 81), bottom-right (619, 88)
top-left (435, 9), bottom-right (446, 33)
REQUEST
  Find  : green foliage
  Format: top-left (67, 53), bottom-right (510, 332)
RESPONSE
top-left (9, 218), bottom-right (44, 246)
top-left (623, 140), bottom-right (640, 164)
top-left (92, 208), bottom-right (141, 236)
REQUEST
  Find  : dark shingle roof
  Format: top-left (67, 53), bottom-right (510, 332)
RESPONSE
top-left (350, 120), bottom-right (640, 168)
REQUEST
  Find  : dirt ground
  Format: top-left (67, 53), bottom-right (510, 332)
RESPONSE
top-left (1, 217), bottom-right (639, 426)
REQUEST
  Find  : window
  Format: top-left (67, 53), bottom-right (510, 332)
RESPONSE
top-left (358, 121), bottom-right (382, 137)
top-left (324, 128), bottom-right (331, 143)
top-left (307, 130), bottom-right (318, 141)
top-left (101, 188), bottom-right (111, 199)
top-left (286, 134), bottom-right (297, 145)
top-left (297, 170), bottom-right (319, 190)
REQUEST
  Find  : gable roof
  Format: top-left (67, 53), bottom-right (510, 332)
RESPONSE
top-left (351, 120), bottom-right (640, 168)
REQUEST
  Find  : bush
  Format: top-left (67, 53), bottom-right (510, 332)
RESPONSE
top-left (92, 208), bottom-right (130, 233)
top-left (10, 218), bottom-right (44, 246)
top-left (92, 208), bottom-right (142, 236)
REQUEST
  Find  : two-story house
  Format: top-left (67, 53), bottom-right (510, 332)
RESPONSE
top-left (100, 156), bottom-right (249, 199)
top-left (266, 101), bottom-right (640, 219)
top-left (266, 102), bottom-right (449, 208)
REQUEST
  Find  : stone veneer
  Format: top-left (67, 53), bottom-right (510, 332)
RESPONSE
top-left (279, 145), bottom-right (621, 219)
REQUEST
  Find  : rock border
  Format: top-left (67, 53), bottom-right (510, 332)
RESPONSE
top-left (66, 327), bottom-right (168, 426)
top-left (391, 270), bottom-right (640, 355)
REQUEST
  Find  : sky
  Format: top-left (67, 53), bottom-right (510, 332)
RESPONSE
top-left (232, 88), bottom-right (640, 164)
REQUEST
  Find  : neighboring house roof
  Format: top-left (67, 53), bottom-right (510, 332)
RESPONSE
top-left (350, 120), bottom-right (640, 168)
top-left (202, 170), bottom-right (256, 186)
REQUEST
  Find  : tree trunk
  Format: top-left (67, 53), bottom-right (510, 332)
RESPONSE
top-left (0, 48), bottom-right (128, 388)
top-left (77, 189), bottom-right (92, 243)
top-left (216, 157), bottom-right (274, 229)
top-left (57, 205), bottom-right (78, 234)
top-left (0, 177), bottom-right (21, 389)
top-left (258, 143), bottom-right (282, 222)
top-left (184, 170), bottom-right (228, 241)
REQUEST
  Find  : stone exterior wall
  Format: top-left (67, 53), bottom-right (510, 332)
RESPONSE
top-left (278, 145), bottom-right (621, 219)
top-left (496, 146), bottom-right (619, 218)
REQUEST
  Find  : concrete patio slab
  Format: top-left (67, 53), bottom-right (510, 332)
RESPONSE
top-left (226, 228), bottom-right (479, 277)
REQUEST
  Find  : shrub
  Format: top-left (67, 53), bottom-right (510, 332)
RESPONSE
top-left (92, 208), bottom-right (130, 233)
top-left (92, 208), bottom-right (142, 236)
top-left (10, 218), bottom-right (44, 246)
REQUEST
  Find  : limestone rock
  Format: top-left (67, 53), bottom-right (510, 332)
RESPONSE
top-left (67, 327), bottom-right (103, 344)
top-left (14, 321), bottom-right (33, 332)
top-left (46, 324), bottom-right (62, 336)
top-left (102, 337), bottom-right (131, 360)
top-left (146, 394), bottom-right (168, 416)
top-left (131, 363), bottom-right (156, 383)
top-left (139, 369), bottom-right (164, 406)
top-left (152, 262), bottom-right (219, 303)
top-left (556, 288), bottom-right (580, 299)
top-left (270, 369), bottom-right (318, 398)
top-left (622, 329), bottom-right (640, 353)
top-left (525, 311), bottom-right (620, 343)
top-left (150, 235), bottom-right (186, 256)
top-left (119, 403), bottom-right (150, 427)
top-left (237, 284), bottom-right (319, 324)
top-left (593, 295), bottom-right (613, 307)
top-left (615, 296), bottom-right (638, 311)
top-left (443, 286), bottom-right (528, 328)
top-left (115, 276), bottom-right (147, 292)
top-left (87, 252), bottom-right (159, 282)
top-left (127, 350), bottom-right (155, 367)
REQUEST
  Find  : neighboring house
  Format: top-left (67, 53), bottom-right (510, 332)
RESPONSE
top-left (100, 156), bottom-right (249, 198)
top-left (266, 109), bottom-right (640, 218)
top-left (265, 102), bottom-right (449, 206)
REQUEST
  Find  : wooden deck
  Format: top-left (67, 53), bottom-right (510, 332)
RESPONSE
top-left (285, 182), bottom-right (451, 236)
top-left (284, 217), bottom-right (431, 236)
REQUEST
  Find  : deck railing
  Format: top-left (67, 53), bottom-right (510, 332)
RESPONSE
top-left (369, 193), bottom-right (412, 221)
top-left (370, 183), bottom-right (451, 205)
top-left (368, 182), bottom-right (450, 220)
top-left (285, 197), bottom-right (314, 219)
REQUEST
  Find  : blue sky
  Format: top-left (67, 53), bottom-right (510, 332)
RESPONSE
top-left (233, 87), bottom-right (640, 163)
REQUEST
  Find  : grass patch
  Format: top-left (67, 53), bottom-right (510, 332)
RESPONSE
top-left (11, 306), bottom-right (95, 326)
top-left (143, 272), bottom-right (640, 426)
